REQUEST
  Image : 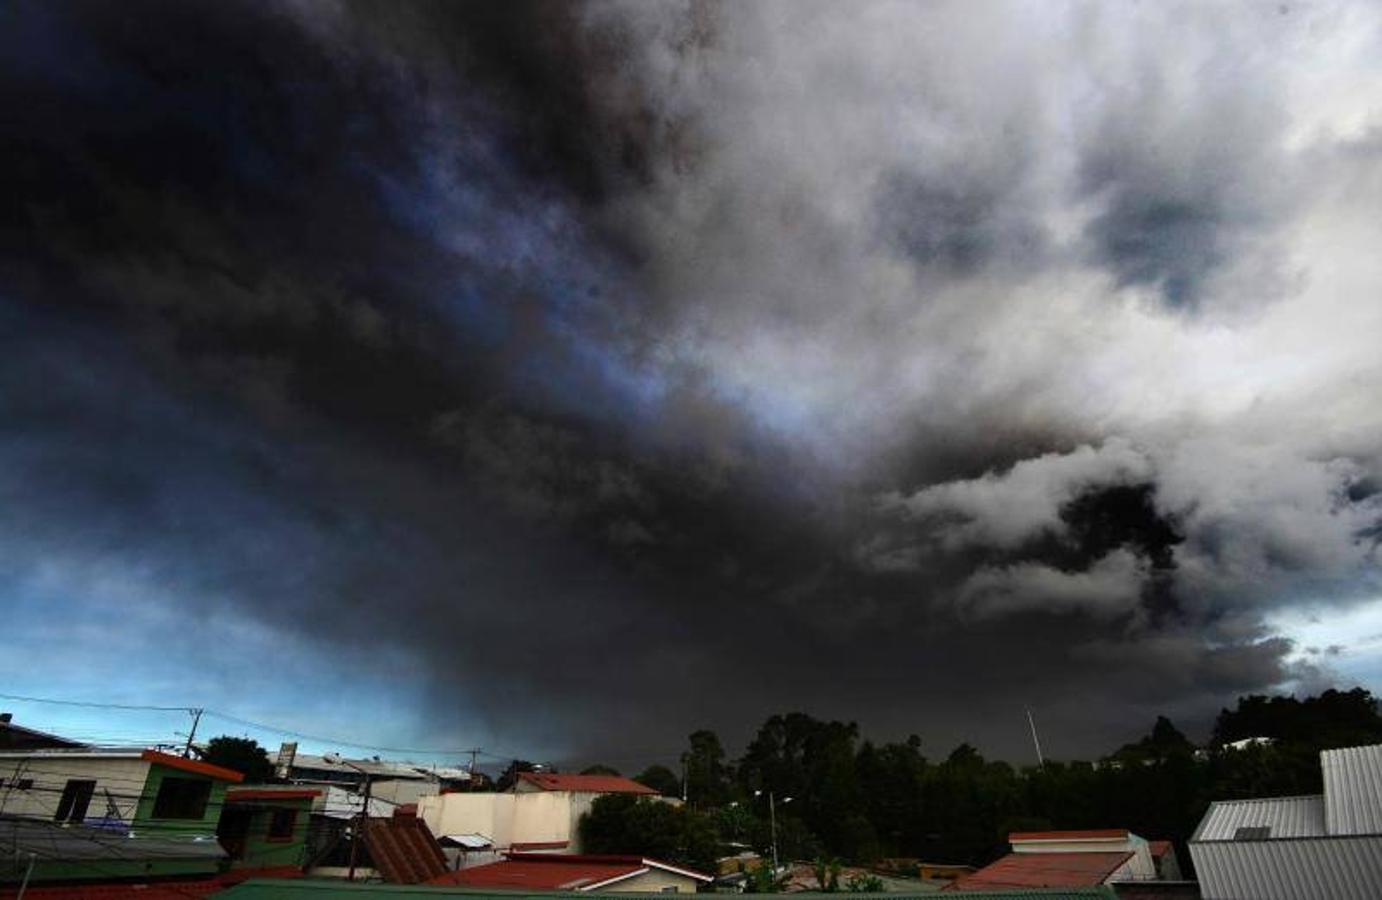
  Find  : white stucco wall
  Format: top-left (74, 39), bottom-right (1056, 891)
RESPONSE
top-left (0, 755), bottom-right (152, 824)
top-left (597, 869), bottom-right (702, 893)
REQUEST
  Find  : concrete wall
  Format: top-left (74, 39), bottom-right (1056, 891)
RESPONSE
top-left (0, 756), bottom-right (151, 824)
top-left (598, 869), bottom-right (701, 893)
top-left (419, 791), bottom-right (582, 850)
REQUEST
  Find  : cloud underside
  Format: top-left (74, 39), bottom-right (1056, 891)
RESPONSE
top-left (2, 0), bottom-right (1381, 758)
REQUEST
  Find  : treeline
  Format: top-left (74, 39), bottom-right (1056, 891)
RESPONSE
top-left (578, 688), bottom-right (1382, 874)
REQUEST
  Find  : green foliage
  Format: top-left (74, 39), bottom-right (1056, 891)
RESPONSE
top-left (682, 691), bottom-right (1382, 874)
top-left (812, 856), bottom-right (842, 892)
top-left (1113, 716), bottom-right (1195, 762)
top-left (201, 735), bottom-right (274, 783)
top-left (682, 729), bottom-right (732, 807)
top-left (845, 872), bottom-right (884, 892)
top-left (578, 794), bottom-right (718, 874)
top-left (740, 860), bottom-right (790, 893)
top-left (634, 764), bottom-right (681, 797)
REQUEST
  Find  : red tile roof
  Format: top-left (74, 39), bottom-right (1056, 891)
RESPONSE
top-left (516, 771), bottom-right (658, 794)
top-left (430, 853), bottom-right (712, 892)
top-left (1149, 839), bottom-right (1173, 858)
top-left (1008, 828), bottom-right (1129, 842)
top-left (946, 851), bottom-right (1134, 891)
top-left (142, 749), bottom-right (245, 782)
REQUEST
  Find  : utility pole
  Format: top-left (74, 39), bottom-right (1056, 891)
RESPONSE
top-left (1026, 706), bottom-right (1045, 767)
top-left (768, 792), bottom-right (779, 873)
top-left (348, 773), bottom-right (371, 883)
top-left (183, 708), bottom-right (203, 759)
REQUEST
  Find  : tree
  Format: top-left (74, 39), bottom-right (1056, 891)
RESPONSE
top-left (683, 729), bottom-right (731, 807)
top-left (635, 764), bottom-right (682, 798)
top-left (1114, 716), bottom-right (1196, 762)
top-left (201, 736), bottom-right (274, 783)
top-left (495, 760), bottom-right (537, 792)
top-left (579, 794), bottom-right (719, 873)
top-left (581, 764), bottom-right (621, 776)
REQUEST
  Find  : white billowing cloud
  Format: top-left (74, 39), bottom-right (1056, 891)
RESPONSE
top-left (956, 548), bottom-right (1147, 622)
top-left (882, 438), bottom-right (1153, 550)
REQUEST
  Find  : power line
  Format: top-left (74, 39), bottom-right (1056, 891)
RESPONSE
top-left (0, 691), bottom-right (194, 713)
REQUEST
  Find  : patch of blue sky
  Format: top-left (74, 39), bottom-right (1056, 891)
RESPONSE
top-left (1271, 597), bottom-right (1382, 696)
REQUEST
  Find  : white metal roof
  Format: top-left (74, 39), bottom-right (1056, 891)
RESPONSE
top-left (1192, 795), bottom-right (1327, 841)
top-left (441, 833), bottom-right (494, 849)
top-left (1191, 834), bottom-right (1382, 899)
top-left (1322, 743), bottom-right (1382, 836)
top-left (288, 754), bottom-right (470, 781)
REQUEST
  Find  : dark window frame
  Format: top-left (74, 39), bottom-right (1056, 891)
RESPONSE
top-left (266, 807), bottom-right (298, 842)
top-left (54, 779), bottom-right (96, 823)
top-left (150, 776), bottom-right (212, 820)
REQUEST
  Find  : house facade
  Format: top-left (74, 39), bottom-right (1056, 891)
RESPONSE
top-left (0, 747), bottom-right (243, 884)
top-left (417, 772), bottom-right (659, 857)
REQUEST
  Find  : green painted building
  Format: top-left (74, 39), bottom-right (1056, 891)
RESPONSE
top-left (217, 787), bottom-right (320, 873)
top-left (0, 747), bottom-right (244, 884)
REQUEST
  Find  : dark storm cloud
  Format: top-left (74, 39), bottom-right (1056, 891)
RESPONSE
top-left (3, 0), bottom-right (1382, 763)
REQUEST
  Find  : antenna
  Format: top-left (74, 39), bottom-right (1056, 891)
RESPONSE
top-left (1026, 706), bottom-right (1046, 767)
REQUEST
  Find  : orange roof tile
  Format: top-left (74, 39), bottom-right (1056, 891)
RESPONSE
top-left (516, 771), bottom-right (657, 794)
top-left (948, 851), bottom-right (1133, 891)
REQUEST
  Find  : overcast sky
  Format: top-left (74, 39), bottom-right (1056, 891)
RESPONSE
top-left (3, 1), bottom-right (1381, 768)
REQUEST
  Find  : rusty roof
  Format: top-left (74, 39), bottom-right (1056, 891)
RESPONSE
top-left (516, 772), bottom-right (658, 794)
top-left (362, 816), bottom-right (449, 884)
top-left (947, 851), bottom-right (1133, 891)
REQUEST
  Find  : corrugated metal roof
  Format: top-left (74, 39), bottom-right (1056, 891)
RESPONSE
top-left (1322, 742), bottom-right (1382, 835)
top-left (947, 851), bottom-right (1132, 890)
top-left (0, 817), bottom-right (226, 862)
top-left (362, 815), bottom-right (449, 884)
top-left (1191, 795), bottom-right (1326, 841)
top-left (1191, 834), bottom-right (1382, 899)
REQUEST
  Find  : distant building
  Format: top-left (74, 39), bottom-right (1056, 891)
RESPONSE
top-left (275, 744), bottom-right (471, 795)
top-left (418, 772), bottom-right (660, 857)
top-left (429, 852), bottom-right (712, 893)
top-left (1189, 742), bottom-right (1382, 900)
top-left (0, 713), bottom-right (85, 751)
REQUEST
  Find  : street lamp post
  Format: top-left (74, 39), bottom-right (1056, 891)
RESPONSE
top-left (753, 790), bottom-right (793, 874)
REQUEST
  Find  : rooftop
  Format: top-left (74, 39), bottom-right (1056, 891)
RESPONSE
top-left (1191, 794), bottom-right (1327, 842)
top-left (0, 747), bottom-right (244, 782)
top-left (1009, 829), bottom-right (1130, 843)
top-left (947, 851), bottom-right (1133, 891)
top-left (516, 771), bottom-right (658, 795)
top-left (430, 853), bottom-right (711, 892)
top-left (1321, 742), bottom-right (1382, 835)
top-left (0, 817), bottom-right (227, 863)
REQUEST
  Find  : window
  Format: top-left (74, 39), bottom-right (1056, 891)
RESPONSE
top-left (1234, 825), bottom-right (1271, 841)
top-left (266, 808), bottom-right (297, 841)
top-left (54, 779), bottom-right (96, 823)
top-left (151, 777), bottom-right (212, 820)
